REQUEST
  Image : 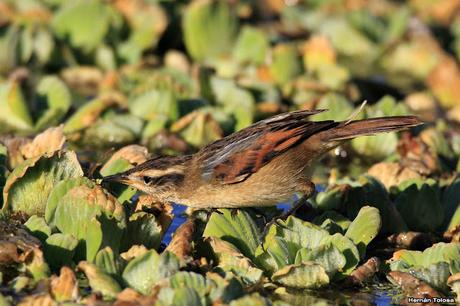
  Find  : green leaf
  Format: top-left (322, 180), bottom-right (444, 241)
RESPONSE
top-left (123, 250), bottom-right (179, 295)
top-left (2, 150), bottom-right (83, 216)
top-left (52, 0), bottom-right (111, 52)
top-left (33, 27), bottom-right (54, 65)
top-left (81, 115), bottom-right (143, 148)
top-left (315, 185), bottom-right (347, 211)
top-left (172, 287), bottom-right (203, 306)
top-left (351, 133), bottom-right (398, 161)
top-left (121, 212), bottom-right (162, 251)
top-left (442, 175), bottom-right (460, 231)
top-left (24, 215), bottom-right (51, 242)
top-left (172, 110), bottom-right (223, 147)
top-left (255, 217), bottom-right (355, 276)
top-left (142, 115), bottom-right (168, 140)
top-left (345, 206), bottom-right (381, 258)
top-left (344, 175), bottom-right (407, 234)
top-left (24, 249), bottom-right (50, 281)
top-left (183, 0), bottom-right (238, 62)
top-left (395, 242), bottom-right (460, 270)
top-left (322, 233), bottom-right (359, 275)
top-left (208, 237), bottom-right (263, 285)
top-left (54, 184), bottom-right (126, 261)
top-left (117, 4), bottom-right (166, 63)
top-left (0, 144), bottom-right (7, 208)
top-left (0, 81), bottom-right (33, 133)
top-left (395, 179), bottom-right (444, 232)
top-left (20, 27), bottom-right (34, 63)
top-left (44, 233), bottom-right (78, 270)
top-left (45, 176), bottom-right (95, 227)
top-left (313, 211), bottom-right (351, 233)
top-left (258, 236), bottom-right (298, 273)
top-left (203, 209), bottom-right (260, 260)
top-left (233, 26), bottom-right (269, 65)
top-left (63, 97), bottom-right (114, 134)
top-left (129, 88), bottom-right (177, 120)
top-left (78, 261), bottom-right (122, 299)
top-left (0, 293), bottom-right (12, 306)
top-left (261, 217), bottom-right (330, 252)
top-left (319, 18), bottom-right (377, 60)
top-left (35, 76), bottom-right (71, 130)
top-left (409, 262), bottom-right (451, 291)
top-left (95, 247), bottom-right (125, 278)
top-left (313, 93), bottom-right (354, 121)
top-left (170, 271), bottom-right (214, 302)
top-left (271, 262), bottom-right (329, 289)
top-left (269, 44), bottom-right (302, 85)
top-left (210, 78), bottom-right (255, 130)
top-left (0, 26), bottom-right (19, 75)
top-left (228, 294), bottom-right (273, 306)
top-left (295, 243), bottom-right (346, 278)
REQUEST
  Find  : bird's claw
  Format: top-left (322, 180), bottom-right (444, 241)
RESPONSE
top-left (230, 209), bottom-right (239, 218)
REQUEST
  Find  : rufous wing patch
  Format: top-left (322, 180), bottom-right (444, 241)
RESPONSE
top-left (212, 127), bottom-right (306, 184)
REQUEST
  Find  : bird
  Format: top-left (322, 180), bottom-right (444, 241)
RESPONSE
top-left (102, 108), bottom-right (422, 213)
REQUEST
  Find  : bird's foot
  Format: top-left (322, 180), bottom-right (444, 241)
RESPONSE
top-left (230, 209), bottom-right (240, 218)
top-left (201, 208), bottom-right (223, 222)
top-left (210, 208), bottom-right (223, 215)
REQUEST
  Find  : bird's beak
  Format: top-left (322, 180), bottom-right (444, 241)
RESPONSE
top-left (102, 173), bottom-right (130, 184)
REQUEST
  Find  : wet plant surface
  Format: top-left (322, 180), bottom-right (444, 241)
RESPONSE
top-left (1, 0), bottom-right (460, 305)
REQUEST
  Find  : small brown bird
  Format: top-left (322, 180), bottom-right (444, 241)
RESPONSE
top-left (103, 109), bottom-right (422, 210)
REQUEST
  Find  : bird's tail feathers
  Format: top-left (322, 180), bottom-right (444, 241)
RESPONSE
top-left (324, 116), bottom-right (423, 142)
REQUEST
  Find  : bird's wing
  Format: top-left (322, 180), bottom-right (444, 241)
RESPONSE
top-left (199, 110), bottom-right (336, 184)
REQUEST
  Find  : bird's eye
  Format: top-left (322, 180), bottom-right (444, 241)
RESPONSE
top-left (143, 176), bottom-right (153, 185)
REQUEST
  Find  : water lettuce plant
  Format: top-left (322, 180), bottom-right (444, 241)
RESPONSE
top-left (1, 0), bottom-right (460, 304)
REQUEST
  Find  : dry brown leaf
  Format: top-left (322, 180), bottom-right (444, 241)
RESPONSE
top-left (135, 195), bottom-right (173, 235)
top-left (50, 266), bottom-right (79, 302)
top-left (255, 102), bottom-right (284, 114)
top-left (18, 294), bottom-right (57, 306)
top-left (444, 225), bottom-right (460, 242)
top-left (427, 56), bottom-right (460, 109)
top-left (302, 35), bottom-right (336, 71)
top-left (61, 67), bottom-right (104, 97)
top-left (20, 126), bottom-right (66, 160)
top-left (0, 241), bottom-right (19, 264)
top-left (256, 65), bottom-right (274, 82)
top-left (405, 92), bottom-right (438, 122)
top-left (146, 130), bottom-right (190, 153)
top-left (447, 273), bottom-right (460, 298)
top-left (114, 288), bottom-right (157, 306)
top-left (120, 245), bottom-right (148, 261)
top-left (0, 220), bottom-right (41, 254)
top-left (101, 145), bottom-right (149, 172)
top-left (0, 1), bottom-right (14, 26)
top-left (112, 0), bottom-right (168, 37)
top-left (346, 257), bottom-right (380, 286)
top-left (165, 218), bottom-right (195, 262)
top-left (387, 271), bottom-right (441, 306)
top-left (0, 135), bottom-right (30, 169)
top-left (164, 50), bottom-right (190, 74)
top-left (398, 132), bottom-right (438, 175)
top-left (367, 162), bottom-right (422, 189)
top-left (411, 0), bottom-right (460, 25)
top-left (386, 232), bottom-right (434, 249)
top-left (79, 293), bottom-right (108, 306)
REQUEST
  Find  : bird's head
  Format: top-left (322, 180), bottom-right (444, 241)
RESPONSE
top-left (102, 155), bottom-right (191, 198)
